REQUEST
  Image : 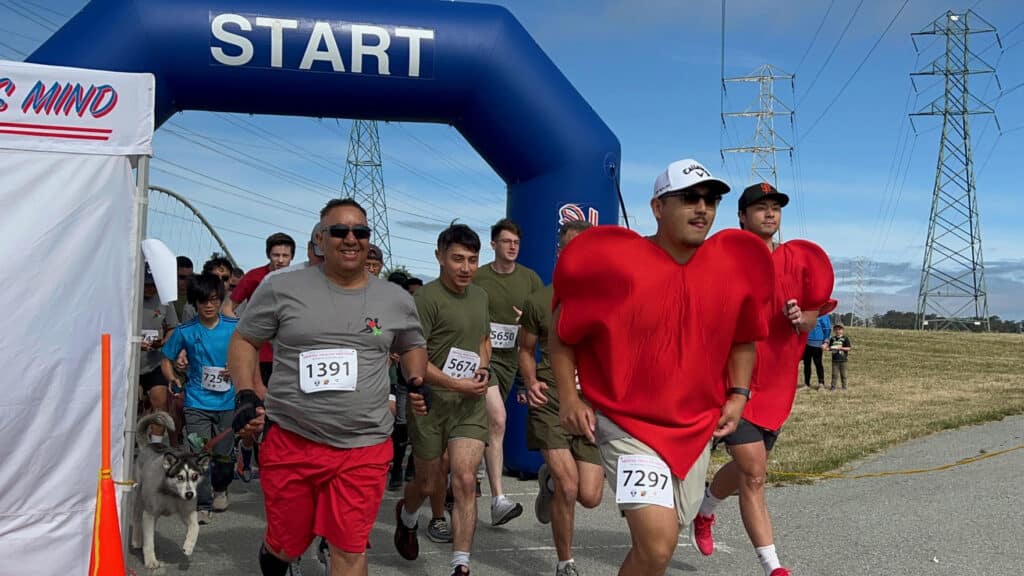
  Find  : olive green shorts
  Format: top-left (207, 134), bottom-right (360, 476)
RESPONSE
top-left (488, 357), bottom-right (518, 401)
top-left (526, 385), bottom-right (601, 465)
top-left (408, 390), bottom-right (488, 461)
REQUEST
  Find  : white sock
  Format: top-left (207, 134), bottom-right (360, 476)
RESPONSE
top-left (557, 559), bottom-right (575, 570)
top-left (756, 544), bottom-right (781, 575)
top-left (400, 504), bottom-right (419, 529)
top-left (451, 550), bottom-right (470, 570)
top-left (149, 434), bottom-right (164, 444)
top-left (699, 486), bottom-right (723, 517)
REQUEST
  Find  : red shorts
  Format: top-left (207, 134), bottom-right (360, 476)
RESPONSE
top-left (259, 425), bottom-right (390, 556)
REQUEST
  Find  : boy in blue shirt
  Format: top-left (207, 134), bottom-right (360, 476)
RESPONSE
top-left (162, 272), bottom-right (238, 523)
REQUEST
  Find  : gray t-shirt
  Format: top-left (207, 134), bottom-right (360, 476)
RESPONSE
top-left (236, 266), bottom-right (425, 449)
top-left (140, 295), bottom-right (178, 374)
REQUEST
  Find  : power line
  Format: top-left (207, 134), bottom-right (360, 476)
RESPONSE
top-left (0, 0), bottom-right (59, 30)
top-left (794, 0), bottom-right (836, 74)
top-left (797, 0), bottom-right (865, 108)
top-left (801, 0), bottom-right (911, 142)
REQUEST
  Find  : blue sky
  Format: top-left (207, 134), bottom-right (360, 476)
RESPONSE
top-left (3, 0), bottom-right (1023, 318)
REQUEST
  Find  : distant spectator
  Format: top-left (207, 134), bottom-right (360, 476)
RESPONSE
top-left (267, 223), bottom-right (324, 279)
top-left (803, 314), bottom-right (831, 390)
top-left (827, 324), bottom-right (852, 391)
top-left (175, 256), bottom-right (194, 320)
top-left (404, 277), bottom-right (423, 295)
top-left (229, 267), bottom-right (244, 293)
top-left (366, 244), bottom-right (384, 277)
top-left (203, 256), bottom-right (234, 290)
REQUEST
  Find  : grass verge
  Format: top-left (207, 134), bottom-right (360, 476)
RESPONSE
top-left (708, 327), bottom-right (1024, 483)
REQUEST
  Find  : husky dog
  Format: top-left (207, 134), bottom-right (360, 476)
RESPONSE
top-left (130, 411), bottom-right (210, 568)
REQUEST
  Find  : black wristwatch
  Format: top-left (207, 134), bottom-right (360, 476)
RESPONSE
top-left (728, 387), bottom-right (751, 399)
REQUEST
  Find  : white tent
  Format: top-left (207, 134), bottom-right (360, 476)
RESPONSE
top-left (0, 60), bottom-right (154, 575)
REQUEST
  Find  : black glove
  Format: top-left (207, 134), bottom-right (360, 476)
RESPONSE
top-left (407, 377), bottom-right (432, 412)
top-left (232, 389), bottom-right (263, 433)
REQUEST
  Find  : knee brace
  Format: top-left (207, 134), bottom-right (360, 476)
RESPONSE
top-left (259, 544), bottom-right (290, 576)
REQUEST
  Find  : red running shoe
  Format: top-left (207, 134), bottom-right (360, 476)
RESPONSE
top-left (691, 513), bottom-right (715, 556)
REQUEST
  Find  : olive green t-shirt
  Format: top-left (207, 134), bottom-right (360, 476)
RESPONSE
top-left (472, 262), bottom-right (543, 371)
top-left (520, 284), bottom-right (554, 385)
top-left (415, 279), bottom-right (490, 386)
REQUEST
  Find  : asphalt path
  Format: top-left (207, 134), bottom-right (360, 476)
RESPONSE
top-left (126, 414), bottom-right (1023, 575)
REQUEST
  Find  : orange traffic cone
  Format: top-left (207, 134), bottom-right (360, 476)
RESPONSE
top-left (88, 469), bottom-right (126, 576)
top-left (88, 334), bottom-right (126, 575)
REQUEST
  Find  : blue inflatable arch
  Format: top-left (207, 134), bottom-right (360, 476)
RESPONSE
top-left (28, 0), bottom-right (621, 277)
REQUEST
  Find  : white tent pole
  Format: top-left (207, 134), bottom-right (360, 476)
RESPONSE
top-left (120, 155), bottom-right (150, 555)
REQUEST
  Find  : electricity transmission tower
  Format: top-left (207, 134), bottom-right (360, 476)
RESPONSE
top-left (853, 257), bottom-right (869, 327)
top-left (721, 64), bottom-right (795, 189)
top-left (342, 120), bottom-right (392, 268)
top-left (910, 11), bottom-right (998, 331)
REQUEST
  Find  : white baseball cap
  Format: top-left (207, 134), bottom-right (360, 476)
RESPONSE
top-left (653, 159), bottom-right (731, 198)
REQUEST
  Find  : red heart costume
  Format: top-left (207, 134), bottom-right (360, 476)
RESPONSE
top-left (742, 240), bottom-right (837, 432)
top-left (553, 226), bottom-right (775, 479)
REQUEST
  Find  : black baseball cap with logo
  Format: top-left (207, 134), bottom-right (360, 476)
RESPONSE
top-left (738, 182), bottom-right (790, 211)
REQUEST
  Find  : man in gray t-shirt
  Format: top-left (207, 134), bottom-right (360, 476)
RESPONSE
top-left (229, 198), bottom-right (429, 575)
top-left (238, 266), bottom-right (423, 447)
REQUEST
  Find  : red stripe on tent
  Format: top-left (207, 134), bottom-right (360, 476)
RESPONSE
top-left (0, 121), bottom-right (113, 134)
top-left (0, 129), bottom-right (110, 141)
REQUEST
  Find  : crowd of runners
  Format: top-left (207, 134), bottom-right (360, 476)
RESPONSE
top-left (135, 157), bottom-right (836, 576)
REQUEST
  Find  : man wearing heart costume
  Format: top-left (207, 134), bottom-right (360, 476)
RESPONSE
top-left (550, 158), bottom-right (775, 576)
top-left (693, 182), bottom-right (837, 576)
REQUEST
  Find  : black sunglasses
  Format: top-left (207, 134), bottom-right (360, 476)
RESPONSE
top-left (662, 190), bottom-right (723, 206)
top-left (327, 224), bottom-right (372, 240)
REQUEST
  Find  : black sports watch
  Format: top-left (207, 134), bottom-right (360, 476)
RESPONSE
top-left (728, 387), bottom-right (751, 399)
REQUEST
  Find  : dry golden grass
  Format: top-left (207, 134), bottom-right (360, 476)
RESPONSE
top-left (709, 327), bottom-right (1024, 482)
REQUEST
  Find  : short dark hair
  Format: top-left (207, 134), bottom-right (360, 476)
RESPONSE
top-left (491, 218), bottom-right (522, 241)
top-left (231, 267), bottom-right (245, 278)
top-left (320, 197), bottom-right (367, 219)
top-left (202, 257), bottom-right (233, 275)
top-left (404, 277), bottom-right (424, 289)
top-left (265, 233), bottom-right (296, 258)
top-left (387, 270), bottom-right (410, 285)
top-left (438, 222), bottom-right (481, 254)
top-left (176, 256), bottom-right (194, 270)
top-left (186, 273), bottom-right (226, 306)
top-left (558, 221), bottom-right (591, 248)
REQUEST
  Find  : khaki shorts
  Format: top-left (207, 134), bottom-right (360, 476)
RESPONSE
top-left (527, 386), bottom-right (601, 466)
top-left (489, 357), bottom-right (518, 401)
top-left (599, 435), bottom-right (711, 527)
top-left (408, 390), bottom-right (488, 461)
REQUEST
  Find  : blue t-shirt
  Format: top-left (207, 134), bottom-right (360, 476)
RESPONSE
top-left (163, 315), bottom-right (238, 411)
top-left (806, 315), bottom-right (832, 347)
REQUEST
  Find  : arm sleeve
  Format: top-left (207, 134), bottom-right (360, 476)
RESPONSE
top-left (414, 289), bottom-right (436, 342)
top-left (230, 269), bottom-right (259, 304)
top-left (162, 328), bottom-right (184, 361)
top-left (520, 296), bottom-right (541, 336)
top-left (391, 292), bottom-right (426, 354)
top-left (235, 279), bottom-right (279, 343)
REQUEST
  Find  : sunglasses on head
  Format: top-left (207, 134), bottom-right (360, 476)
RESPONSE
top-left (327, 224), bottom-right (372, 240)
top-left (663, 190), bottom-right (723, 205)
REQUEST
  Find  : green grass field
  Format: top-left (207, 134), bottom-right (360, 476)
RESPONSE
top-left (709, 327), bottom-right (1024, 482)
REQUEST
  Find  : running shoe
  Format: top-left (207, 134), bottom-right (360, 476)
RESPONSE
top-left (769, 569), bottom-right (791, 576)
top-left (393, 499), bottom-right (419, 560)
top-left (491, 497), bottom-right (523, 527)
top-left (212, 491), bottom-right (229, 512)
top-left (450, 565), bottom-right (470, 576)
top-left (427, 517), bottom-right (453, 543)
top-left (556, 562), bottom-right (580, 576)
top-left (691, 513), bottom-right (715, 556)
